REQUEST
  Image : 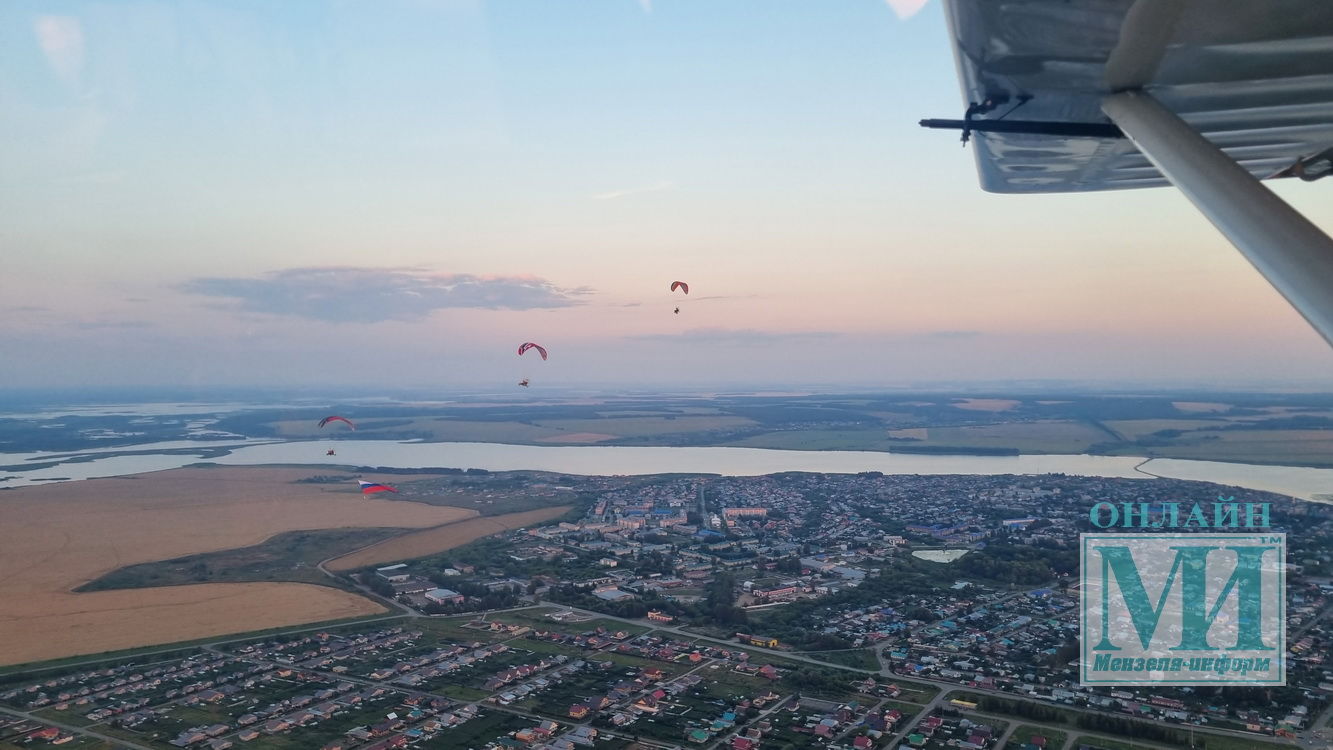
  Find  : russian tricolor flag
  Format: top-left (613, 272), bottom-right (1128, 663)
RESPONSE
top-left (358, 480), bottom-right (398, 495)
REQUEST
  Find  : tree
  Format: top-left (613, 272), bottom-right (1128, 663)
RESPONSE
top-left (364, 574), bottom-right (394, 598)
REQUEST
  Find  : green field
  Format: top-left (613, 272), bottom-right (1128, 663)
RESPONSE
top-left (413, 711), bottom-right (537, 749)
top-left (534, 415), bottom-right (757, 438)
top-left (516, 633), bottom-right (693, 677)
top-left (0, 737), bottom-right (114, 750)
top-left (726, 420), bottom-right (1109, 454)
top-left (0, 612), bottom-right (403, 680)
top-left (805, 648), bottom-right (880, 671)
top-left (725, 429), bottom-right (907, 451)
top-left (1106, 428), bottom-right (1333, 467)
top-left (495, 609), bottom-right (650, 636)
top-left (1003, 723), bottom-right (1067, 749)
top-left (26, 392), bottom-right (1333, 467)
top-left (1074, 736), bottom-right (1187, 750)
top-left (271, 413), bottom-right (758, 445)
top-left (272, 417), bottom-right (565, 443)
top-left (909, 421), bottom-right (1113, 453)
top-left (1070, 733), bottom-right (1294, 750)
top-left (414, 616), bottom-right (513, 643)
top-left (77, 527), bottom-right (406, 592)
top-left (1101, 419), bottom-right (1227, 439)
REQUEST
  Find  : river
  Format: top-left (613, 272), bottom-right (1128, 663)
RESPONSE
top-left (3, 439), bottom-right (1332, 501)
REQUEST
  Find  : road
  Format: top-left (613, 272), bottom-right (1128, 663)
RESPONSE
top-left (536, 601), bottom-right (1318, 749)
top-left (0, 704), bottom-right (156, 750)
top-left (6, 597), bottom-right (1326, 750)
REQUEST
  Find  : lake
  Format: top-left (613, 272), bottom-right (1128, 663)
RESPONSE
top-left (2, 438), bottom-right (1332, 502)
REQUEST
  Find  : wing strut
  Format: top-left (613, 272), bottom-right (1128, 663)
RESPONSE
top-left (1102, 90), bottom-right (1333, 347)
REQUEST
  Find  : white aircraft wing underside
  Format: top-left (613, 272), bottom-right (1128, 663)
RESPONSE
top-left (944, 0), bottom-right (1333, 193)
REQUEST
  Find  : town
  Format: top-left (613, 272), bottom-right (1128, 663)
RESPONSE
top-left (3, 470), bottom-right (1331, 750)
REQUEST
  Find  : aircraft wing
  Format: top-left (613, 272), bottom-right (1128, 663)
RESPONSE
top-left (940, 0), bottom-right (1333, 193)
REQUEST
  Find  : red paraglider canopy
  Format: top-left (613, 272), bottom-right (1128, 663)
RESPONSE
top-left (517, 342), bottom-right (548, 360)
top-left (670, 281), bottom-right (689, 294)
top-left (319, 416), bottom-right (356, 430)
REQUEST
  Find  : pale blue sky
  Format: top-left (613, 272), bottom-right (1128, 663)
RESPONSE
top-left (2, 0), bottom-right (1332, 389)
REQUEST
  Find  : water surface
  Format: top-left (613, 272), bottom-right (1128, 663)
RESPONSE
top-left (1, 439), bottom-right (1330, 502)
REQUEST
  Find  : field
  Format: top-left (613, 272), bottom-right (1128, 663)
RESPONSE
top-left (901, 421), bottom-right (1112, 453)
top-left (273, 417), bottom-right (568, 443)
top-left (726, 419), bottom-right (1114, 454)
top-left (951, 398), bottom-right (1021, 411)
top-left (532, 415), bottom-right (756, 438)
top-left (179, 392), bottom-right (1333, 468)
top-left (1105, 427), bottom-right (1333, 466)
top-left (386, 470), bottom-right (593, 515)
top-left (20, 392), bottom-right (1333, 467)
top-left (269, 414), bottom-right (758, 445)
top-left (0, 466), bottom-right (475, 665)
top-left (806, 648), bottom-right (880, 671)
top-left (415, 710), bottom-right (534, 749)
top-left (1102, 419), bottom-right (1226, 439)
top-left (726, 429), bottom-right (908, 451)
top-left (496, 607), bottom-right (651, 635)
top-left (1172, 401), bottom-right (1234, 413)
top-left (1073, 733), bottom-right (1294, 750)
top-left (537, 432), bottom-right (617, 443)
top-left (1003, 724), bottom-right (1066, 749)
top-left (0, 737), bottom-right (115, 750)
top-left (79, 527), bottom-right (409, 591)
top-left (1072, 737), bottom-right (1155, 750)
top-left (324, 505), bottom-right (573, 570)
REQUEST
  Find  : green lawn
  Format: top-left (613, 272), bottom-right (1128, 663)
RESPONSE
top-left (1073, 737), bottom-right (1156, 750)
top-left (805, 648), bottom-right (880, 671)
top-left (414, 615), bottom-right (512, 643)
top-left (435, 684), bottom-right (491, 701)
top-left (33, 706), bottom-right (99, 726)
top-left (77, 528), bottom-right (406, 592)
top-left (0, 737), bottom-right (116, 750)
top-left (496, 609), bottom-right (650, 636)
top-left (1004, 724), bottom-right (1067, 749)
top-left (1189, 733), bottom-right (1300, 750)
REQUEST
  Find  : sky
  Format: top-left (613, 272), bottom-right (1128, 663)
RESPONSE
top-left (3, 0), bottom-right (1333, 392)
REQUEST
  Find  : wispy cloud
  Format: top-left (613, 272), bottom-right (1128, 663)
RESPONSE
top-left (885, 0), bottom-right (930, 20)
top-left (34, 16), bottom-right (84, 85)
top-left (630, 328), bottom-right (836, 345)
top-left (592, 180), bottom-right (675, 201)
top-left (636, 0), bottom-right (653, 13)
top-left (691, 294), bottom-right (759, 303)
top-left (920, 330), bottom-right (983, 340)
top-left (181, 267), bottom-right (591, 323)
top-left (74, 320), bottom-right (154, 330)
